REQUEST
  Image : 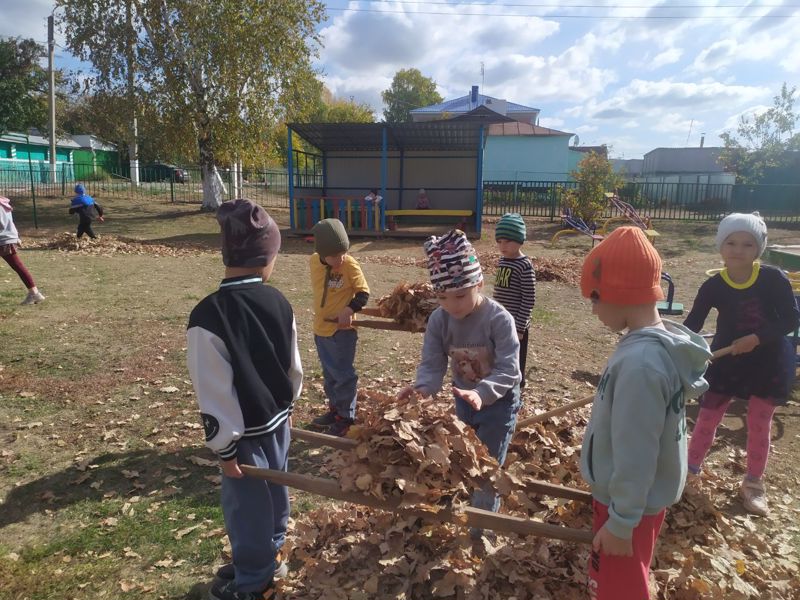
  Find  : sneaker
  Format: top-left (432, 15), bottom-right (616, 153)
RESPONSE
top-left (21, 290), bottom-right (45, 305)
top-left (310, 409), bottom-right (338, 427)
top-left (208, 579), bottom-right (275, 600)
top-left (328, 416), bottom-right (354, 437)
top-left (215, 556), bottom-right (288, 581)
top-left (740, 478), bottom-right (769, 516)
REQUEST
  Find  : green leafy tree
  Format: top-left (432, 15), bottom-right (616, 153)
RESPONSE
top-left (59, 0), bottom-right (324, 210)
top-left (719, 83), bottom-right (800, 184)
top-left (562, 152), bottom-right (622, 224)
top-left (0, 37), bottom-right (49, 136)
top-left (381, 68), bottom-right (443, 123)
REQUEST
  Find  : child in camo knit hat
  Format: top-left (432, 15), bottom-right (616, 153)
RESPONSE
top-left (398, 230), bottom-right (521, 534)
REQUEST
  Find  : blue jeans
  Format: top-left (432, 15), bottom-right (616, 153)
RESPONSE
top-left (221, 422), bottom-right (291, 592)
top-left (454, 385), bottom-right (521, 511)
top-left (314, 329), bottom-right (359, 419)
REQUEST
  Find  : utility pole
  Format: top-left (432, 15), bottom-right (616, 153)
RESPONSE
top-left (48, 14), bottom-right (57, 184)
top-left (126, 0), bottom-right (139, 186)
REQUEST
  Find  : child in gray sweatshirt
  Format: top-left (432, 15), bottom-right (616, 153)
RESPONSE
top-left (397, 230), bottom-right (521, 526)
top-left (579, 227), bottom-right (710, 600)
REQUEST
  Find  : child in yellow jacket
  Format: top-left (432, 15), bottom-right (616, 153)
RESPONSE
top-left (309, 218), bottom-right (370, 436)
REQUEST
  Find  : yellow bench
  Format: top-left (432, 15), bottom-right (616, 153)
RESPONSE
top-left (385, 209), bottom-right (473, 231)
top-left (599, 215), bottom-right (659, 245)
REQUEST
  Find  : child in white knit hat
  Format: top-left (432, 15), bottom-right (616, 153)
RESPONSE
top-left (397, 229), bottom-right (521, 533)
top-left (684, 212), bottom-right (799, 516)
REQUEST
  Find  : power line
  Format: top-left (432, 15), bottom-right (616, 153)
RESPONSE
top-left (328, 1), bottom-right (799, 7)
top-left (325, 5), bottom-right (800, 19)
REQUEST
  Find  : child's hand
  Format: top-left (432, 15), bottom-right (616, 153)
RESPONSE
top-left (98, 216), bottom-right (105, 223)
top-left (592, 525), bottom-right (633, 557)
top-left (336, 307), bottom-right (354, 329)
top-left (453, 386), bottom-right (482, 410)
top-left (220, 457), bottom-right (243, 479)
top-left (731, 334), bottom-right (759, 355)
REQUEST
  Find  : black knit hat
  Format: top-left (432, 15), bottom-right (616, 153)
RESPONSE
top-left (217, 199), bottom-right (281, 267)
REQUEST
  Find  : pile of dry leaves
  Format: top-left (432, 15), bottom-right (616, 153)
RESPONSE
top-left (30, 233), bottom-right (208, 257)
top-left (375, 283), bottom-right (439, 332)
top-left (277, 388), bottom-right (799, 599)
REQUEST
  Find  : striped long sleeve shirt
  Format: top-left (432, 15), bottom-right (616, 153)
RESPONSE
top-left (492, 255), bottom-right (536, 332)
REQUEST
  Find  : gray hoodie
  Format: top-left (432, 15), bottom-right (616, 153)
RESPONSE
top-left (0, 205), bottom-right (20, 246)
top-left (580, 321), bottom-right (710, 540)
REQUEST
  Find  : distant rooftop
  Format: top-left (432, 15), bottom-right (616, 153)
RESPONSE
top-left (411, 85), bottom-right (539, 121)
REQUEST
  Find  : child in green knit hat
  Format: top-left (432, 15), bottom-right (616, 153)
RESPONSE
top-left (308, 218), bottom-right (371, 437)
top-left (493, 213), bottom-right (536, 389)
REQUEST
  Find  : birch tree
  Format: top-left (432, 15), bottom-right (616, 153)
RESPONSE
top-left (59, 0), bottom-right (324, 209)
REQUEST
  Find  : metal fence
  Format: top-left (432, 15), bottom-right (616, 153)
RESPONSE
top-left (484, 180), bottom-right (800, 223)
top-left (0, 164), bottom-right (290, 209)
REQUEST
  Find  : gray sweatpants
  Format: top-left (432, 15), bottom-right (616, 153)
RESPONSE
top-left (220, 421), bottom-right (290, 592)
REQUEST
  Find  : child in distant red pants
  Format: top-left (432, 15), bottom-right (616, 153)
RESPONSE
top-left (0, 197), bottom-right (45, 305)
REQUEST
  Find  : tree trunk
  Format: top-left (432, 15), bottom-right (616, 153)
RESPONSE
top-left (199, 131), bottom-right (224, 211)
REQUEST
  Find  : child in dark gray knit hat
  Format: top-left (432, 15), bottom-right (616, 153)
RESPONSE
top-left (493, 213), bottom-right (535, 389)
top-left (187, 198), bottom-right (302, 599)
top-left (397, 229), bottom-right (521, 537)
top-left (308, 218), bottom-right (371, 436)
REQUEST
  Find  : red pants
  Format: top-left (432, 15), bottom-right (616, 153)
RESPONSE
top-left (588, 500), bottom-right (665, 600)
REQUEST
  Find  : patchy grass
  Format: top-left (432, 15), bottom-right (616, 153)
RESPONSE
top-left (1, 196), bottom-right (798, 598)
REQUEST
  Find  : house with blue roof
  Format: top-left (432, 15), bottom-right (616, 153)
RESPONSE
top-left (411, 85), bottom-right (592, 182)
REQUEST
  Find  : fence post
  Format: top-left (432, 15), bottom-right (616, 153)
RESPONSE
top-left (549, 186), bottom-right (556, 222)
top-left (61, 164), bottom-right (66, 196)
top-left (170, 175), bottom-right (175, 203)
top-left (513, 180), bottom-right (518, 211)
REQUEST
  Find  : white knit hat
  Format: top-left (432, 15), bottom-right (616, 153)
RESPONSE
top-left (715, 212), bottom-right (768, 257)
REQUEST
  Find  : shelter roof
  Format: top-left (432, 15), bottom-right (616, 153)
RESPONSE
top-left (290, 121), bottom-right (488, 152)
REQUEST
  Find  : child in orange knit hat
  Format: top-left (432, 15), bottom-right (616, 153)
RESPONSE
top-left (579, 227), bottom-right (711, 600)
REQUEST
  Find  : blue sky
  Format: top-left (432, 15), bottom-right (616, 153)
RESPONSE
top-left (3, 1), bottom-right (799, 158)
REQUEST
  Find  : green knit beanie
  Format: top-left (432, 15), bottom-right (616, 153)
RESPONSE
top-left (312, 218), bottom-right (350, 257)
top-left (495, 213), bottom-right (526, 244)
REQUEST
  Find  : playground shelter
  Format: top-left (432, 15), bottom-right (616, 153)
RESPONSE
top-left (287, 121), bottom-right (489, 236)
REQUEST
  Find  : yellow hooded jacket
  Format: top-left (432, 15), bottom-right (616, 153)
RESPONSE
top-left (310, 253), bottom-right (370, 337)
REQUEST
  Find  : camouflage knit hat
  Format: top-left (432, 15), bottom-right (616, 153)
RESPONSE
top-left (423, 229), bottom-right (483, 292)
top-left (217, 199), bottom-right (281, 268)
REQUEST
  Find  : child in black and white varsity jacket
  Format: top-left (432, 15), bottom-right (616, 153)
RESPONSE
top-left (187, 199), bottom-right (303, 600)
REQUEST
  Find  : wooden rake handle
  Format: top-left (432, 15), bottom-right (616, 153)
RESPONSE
top-left (711, 345), bottom-right (734, 360)
top-left (514, 344), bottom-right (734, 430)
top-left (240, 465), bottom-right (593, 544)
top-left (516, 394), bottom-right (594, 429)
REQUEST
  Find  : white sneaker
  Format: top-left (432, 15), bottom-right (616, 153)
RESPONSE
top-left (21, 290), bottom-right (45, 305)
top-left (740, 478), bottom-right (769, 516)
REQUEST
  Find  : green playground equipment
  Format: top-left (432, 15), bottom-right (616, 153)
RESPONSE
top-left (657, 272), bottom-right (684, 316)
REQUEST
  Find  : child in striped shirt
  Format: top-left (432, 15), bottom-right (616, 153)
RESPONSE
top-left (493, 213), bottom-right (536, 388)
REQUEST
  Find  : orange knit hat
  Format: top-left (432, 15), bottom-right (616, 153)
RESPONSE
top-left (580, 227), bottom-right (664, 305)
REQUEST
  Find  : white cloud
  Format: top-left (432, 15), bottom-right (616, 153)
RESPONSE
top-left (648, 47), bottom-right (683, 70)
top-left (690, 40), bottom-right (737, 73)
top-left (539, 117), bottom-right (565, 129)
top-left (718, 104), bottom-right (772, 134)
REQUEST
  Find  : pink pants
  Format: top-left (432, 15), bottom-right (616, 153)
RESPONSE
top-left (588, 500), bottom-right (665, 600)
top-left (687, 392), bottom-right (776, 479)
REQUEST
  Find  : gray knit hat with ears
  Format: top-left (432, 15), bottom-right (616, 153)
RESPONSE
top-left (715, 212), bottom-right (768, 257)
